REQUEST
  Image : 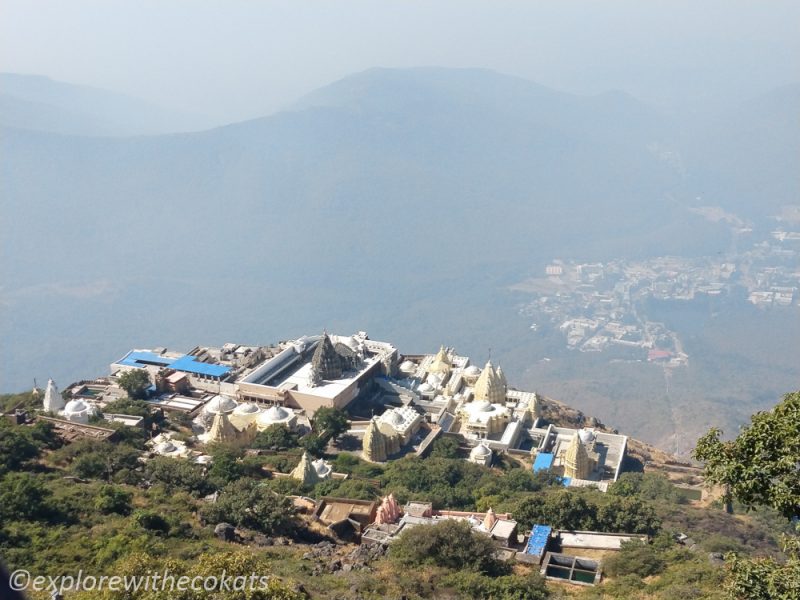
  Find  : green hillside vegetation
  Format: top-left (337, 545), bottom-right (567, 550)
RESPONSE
top-left (1, 393), bottom-right (797, 599)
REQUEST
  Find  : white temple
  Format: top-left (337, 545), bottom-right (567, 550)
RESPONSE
top-left (62, 398), bottom-right (95, 424)
top-left (43, 378), bottom-right (64, 413)
top-left (469, 442), bottom-right (493, 466)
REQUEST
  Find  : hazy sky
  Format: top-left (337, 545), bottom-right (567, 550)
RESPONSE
top-left (1, 1), bottom-right (798, 123)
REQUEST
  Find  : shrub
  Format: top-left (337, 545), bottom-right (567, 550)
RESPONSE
top-left (94, 485), bottom-right (133, 515)
top-left (428, 436), bottom-right (461, 459)
top-left (206, 444), bottom-right (245, 486)
top-left (117, 370), bottom-right (151, 400)
top-left (0, 472), bottom-right (52, 521)
top-left (390, 519), bottom-right (506, 575)
top-left (0, 425), bottom-right (39, 474)
top-left (300, 433), bottom-right (327, 457)
top-left (253, 424), bottom-right (298, 451)
top-left (442, 571), bottom-right (550, 600)
top-left (311, 407), bottom-right (349, 441)
top-left (200, 478), bottom-right (297, 536)
top-left (144, 456), bottom-right (211, 496)
top-left (603, 540), bottom-right (666, 578)
top-left (133, 510), bottom-right (170, 534)
top-left (610, 472), bottom-right (686, 504)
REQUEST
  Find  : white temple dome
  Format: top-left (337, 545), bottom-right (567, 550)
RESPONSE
top-left (578, 429), bottom-right (596, 444)
top-left (265, 406), bottom-right (290, 420)
top-left (63, 398), bottom-right (94, 424)
top-left (233, 402), bottom-right (261, 415)
top-left (473, 399), bottom-right (493, 412)
top-left (418, 382), bottom-right (434, 393)
top-left (465, 365), bottom-right (481, 376)
top-left (399, 360), bottom-right (417, 373)
top-left (64, 399), bottom-right (89, 413)
top-left (204, 394), bottom-right (238, 414)
top-left (256, 405), bottom-right (296, 430)
top-left (426, 372), bottom-right (444, 387)
top-left (385, 411), bottom-right (404, 426)
top-left (470, 443), bottom-right (492, 458)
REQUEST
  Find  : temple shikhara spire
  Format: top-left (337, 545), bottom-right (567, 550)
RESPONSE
top-left (43, 378), bottom-right (64, 412)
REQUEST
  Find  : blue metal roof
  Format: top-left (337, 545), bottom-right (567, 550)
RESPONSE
top-left (533, 452), bottom-right (554, 472)
top-left (117, 351), bottom-right (176, 368)
top-left (169, 355), bottom-right (231, 378)
top-left (525, 524), bottom-right (552, 556)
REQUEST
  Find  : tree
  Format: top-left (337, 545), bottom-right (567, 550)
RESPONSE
top-left (311, 407), bottom-right (349, 441)
top-left (0, 472), bottom-right (52, 521)
top-left (133, 509), bottom-right (170, 534)
top-left (428, 435), bottom-right (461, 459)
top-left (314, 478), bottom-right (381, 500)
top-left (100, 397), bottom-right (152, 418)
top-left (300, 433), bottom-right (327, 457)
top-left (252, 424), bottom-right (298, 451)
top-left (512, 490), bottom-right (595, 531)
top-left (390, 519), bottom-right (506, 575)
top-left (144, 456), bottom-right (212, 496)
top-left (116, 369), bottom-right (151, 400)
top-left (0, 425), bottom-right (39, 475)
top-left (69, 443), bottom-right (141, 481)
top-left (694, 391), bottom-right (800, 599)
top-left (200, 478), bottom-right (297, 535)
top-left (94, 484), bottom-right (133, 515)
top-left (596, 496), bottom-right (660, 536)
top-left (207, 444), bottom-right (245, 486)
top-left (694, 391), bottom-right (800, 520)
top-left (28, 420), bottom-right (63, 450)
top-left (442, 571), bottom-right (550, 600)
top-left (724, 536), bottom-right (800, 600)
top-left (602, 539), bottom-right (666, 578)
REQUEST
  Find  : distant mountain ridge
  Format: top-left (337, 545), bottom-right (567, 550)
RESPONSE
top-left (1, 67), bottom-right (798, 453)
top-left (0, 72), bottom-right (216, 136)
top-left (293, 67), bottom-right (670, 143)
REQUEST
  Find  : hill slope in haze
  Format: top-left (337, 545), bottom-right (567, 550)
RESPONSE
top-left (1, 68), bottom-right (797, 451)
top-left (0, 73), bottom-right (216, 136)
top-left (1, 68), bottom-right (712, 288)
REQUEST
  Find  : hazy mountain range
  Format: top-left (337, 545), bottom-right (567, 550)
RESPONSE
top-left (0, 73), bottom-right (216, 136)
top-left (2, 67), bottom-right (798, 450)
